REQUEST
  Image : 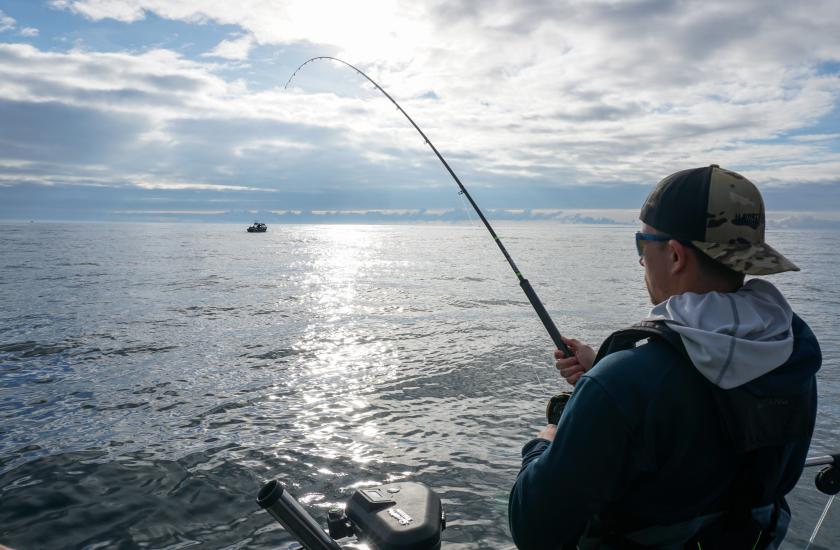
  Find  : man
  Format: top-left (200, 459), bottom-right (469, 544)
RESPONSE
top-left (509, 165), bottom-right (821, 549)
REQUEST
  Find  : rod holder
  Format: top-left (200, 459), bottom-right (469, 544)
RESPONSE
top-left (257, 480), bottom-right (342, 550)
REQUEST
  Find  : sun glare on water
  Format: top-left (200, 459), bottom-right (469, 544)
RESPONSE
top-left (283, 226), bottom-right (403, 465)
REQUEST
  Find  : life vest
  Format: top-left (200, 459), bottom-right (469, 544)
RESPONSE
top-left (578, 320), bottom-right (814, 549)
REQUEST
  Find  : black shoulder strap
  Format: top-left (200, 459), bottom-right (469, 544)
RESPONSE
top-left (593, 320), bottom-right (687, 366)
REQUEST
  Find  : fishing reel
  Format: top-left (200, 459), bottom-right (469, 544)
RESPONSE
top-left (546, 392), bottom-right (572, 425)
top-left (814, 454), bottom-right (840, 496)
top-left (258, 480), bottom-right (445, 550)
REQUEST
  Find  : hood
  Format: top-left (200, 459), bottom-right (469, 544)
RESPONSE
top-left (646, 279), bottom-right (794, 389)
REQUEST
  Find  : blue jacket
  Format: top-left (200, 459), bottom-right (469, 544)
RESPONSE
top-left (508, 314), bottom-right (820, 549)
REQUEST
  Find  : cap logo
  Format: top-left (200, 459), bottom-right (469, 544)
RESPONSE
top-left (733, 213), bottom-right (761, 229)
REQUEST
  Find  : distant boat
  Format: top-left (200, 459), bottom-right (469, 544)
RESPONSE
top-left (247, 222), bottom-right (267, 233)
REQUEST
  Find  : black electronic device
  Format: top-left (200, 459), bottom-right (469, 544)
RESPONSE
top-left (258, 480), bottom-right (445, 550)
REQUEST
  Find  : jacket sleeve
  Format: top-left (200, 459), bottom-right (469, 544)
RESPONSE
top-left (508, 375), bottom-right (637, 549)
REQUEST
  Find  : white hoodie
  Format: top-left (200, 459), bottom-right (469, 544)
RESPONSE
top-left (645, 279), bottom-right (794, 390)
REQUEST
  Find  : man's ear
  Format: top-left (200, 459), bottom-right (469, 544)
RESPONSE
top-left (668, 240), bottom-right (690, 275)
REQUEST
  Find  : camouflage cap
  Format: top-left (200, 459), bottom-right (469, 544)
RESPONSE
top-left (640, 165), bottom-right (799, 275)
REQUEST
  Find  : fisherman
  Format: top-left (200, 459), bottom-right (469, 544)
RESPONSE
top-left (509, 165), bottom-right (821, 549)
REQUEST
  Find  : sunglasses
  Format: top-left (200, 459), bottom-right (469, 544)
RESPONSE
top-left (635, 232), bottom-right (694, 257)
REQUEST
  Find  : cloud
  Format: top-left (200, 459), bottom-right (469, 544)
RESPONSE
top-left (19, 27), bottom-right (39, 37)
top-left (0, 9), bottom-right (16, 32)
top-left (49, 0), bottom-right (148, 23)
top-left (0, 43), bottom-right (227, 105)
top-left (52, 1), bottom-right (433, 61)
top-left (0, 42), bottom-right (445, 199)
top-left (204, 34), bottom-right (254, 60)
top-left (0, 97), bottom-right (150, 165)
top-left (132, 178), bottom-right (274, 192)
top-left (1, 0), bottom-right (839, 221)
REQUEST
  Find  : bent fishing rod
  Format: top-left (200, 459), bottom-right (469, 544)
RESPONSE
top-left (285, 56), bottom-right (573, 357)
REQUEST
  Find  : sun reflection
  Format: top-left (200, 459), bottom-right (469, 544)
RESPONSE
top-left (302, 226), bottom-right (378, 317)
top-left (281, 225), bottom-right (405, 477)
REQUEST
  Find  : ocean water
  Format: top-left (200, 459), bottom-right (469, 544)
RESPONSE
top-left (0, 221), bottom-right (837, 549)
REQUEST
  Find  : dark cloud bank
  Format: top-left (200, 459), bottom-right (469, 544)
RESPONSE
top-left (2, 181), bottom-right (839, 229)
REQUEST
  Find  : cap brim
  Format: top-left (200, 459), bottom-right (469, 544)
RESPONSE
top-left (692, 241), bottom-right (800, 275)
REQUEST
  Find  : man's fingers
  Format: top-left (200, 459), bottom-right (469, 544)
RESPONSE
top-left (556, 360), bottom-right (581, 372)
top-left (554, 348), bottom-right (574, 359)
top-left (561, 336), bottom-right (579, 346)
top-left (558, 364), bottom-right (585, 378)
top-left (555, 356), bottom-right (578, 368)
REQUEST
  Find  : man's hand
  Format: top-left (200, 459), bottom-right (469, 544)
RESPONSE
top-left (555, 336), bottom-right (595, 386)
top-left (537, 424), bottom-right (557, 441)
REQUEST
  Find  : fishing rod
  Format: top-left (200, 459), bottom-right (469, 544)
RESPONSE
top-left (285, 57), bottom-right (574, 357)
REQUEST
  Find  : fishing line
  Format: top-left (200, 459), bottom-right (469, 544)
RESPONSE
top-left (802, 454), bottom-right (840, 549)
top-left (285, 56), bottom-right (573, 358)
top-left (805, 494), bottom-right (834, 550)
top-left (446, 185), bottom-right (549, 396)
top-left (459, 200), bottom-right (554, 389)
top-left (454, 191), bottom-right (550, 391)
top-left (457, 189), bottom-right (478, 227)
top-left (455, 189), bottom-right (501, 289)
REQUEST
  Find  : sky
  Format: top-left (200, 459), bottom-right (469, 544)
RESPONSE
top-left (1, 0), bottom-right (840, 223)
